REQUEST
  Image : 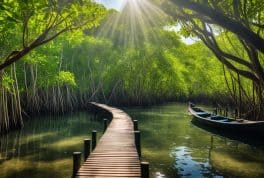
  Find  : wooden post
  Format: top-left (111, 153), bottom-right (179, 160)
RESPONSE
top-left (141, 162), bottom-right (149, 178)
top-left (92, 130), bottom-right (97, 150)
top-left (133, 120), bottom-right (138, 131)
top-left (214, 108), bottom-right (218, 115)
top-left (134, 131), bottom-right (141, 157)
top-left (235, 108), bottom-right (238, 119)
top-left (225, 107), bottom-right (228, 117)
top-left (84, 139), bottom-right (91, 160)
top-left (72, 152), bottom-right (81, 177)
top-left (103, 119), bottom-right (108, 133)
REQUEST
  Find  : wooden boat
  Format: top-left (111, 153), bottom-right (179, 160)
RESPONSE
top-left (188, 103), bottom-right (264, 136)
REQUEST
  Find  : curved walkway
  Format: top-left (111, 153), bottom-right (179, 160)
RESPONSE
top-left (76, 102), bottom-right (141, 178)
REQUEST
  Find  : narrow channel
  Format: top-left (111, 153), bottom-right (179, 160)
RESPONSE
top-left (0, 103), bottom-right (263, 178)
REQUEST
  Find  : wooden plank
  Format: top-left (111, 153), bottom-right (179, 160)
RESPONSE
top-left (76, 102), bottom-right (141, 178)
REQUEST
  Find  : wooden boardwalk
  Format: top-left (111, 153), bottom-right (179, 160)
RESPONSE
top-left (76, 102), bottom-right (141, 178)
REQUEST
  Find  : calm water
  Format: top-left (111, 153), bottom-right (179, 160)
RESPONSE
top-left (124, 103), bottom-right (264, 178)
top-left (0, 112), bottom-right (104, 178)
top-left (0, 103), bottom-right (264, 178)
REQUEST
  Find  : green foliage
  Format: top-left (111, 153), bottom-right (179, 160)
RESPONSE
top-left (0, 0), bottom-right (107, 70)
top-left (0, 1), bottom-right (249, 108)
top-left (56, 22), bottom-right (229, 104)
top-left (56, 71), bottom-right (76, 87)
top-left (2, 74), bottom-right (14, 92)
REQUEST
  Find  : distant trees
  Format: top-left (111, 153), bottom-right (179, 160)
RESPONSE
top-left (1, 0), bottom-right (263, 134)
top-left (160, 0), bottom-right (264, 119)
top-left (62, 28), bottom-right (227, 106)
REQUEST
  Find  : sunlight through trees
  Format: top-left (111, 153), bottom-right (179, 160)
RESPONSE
top-left (0, 0), bottom-right (263, 133)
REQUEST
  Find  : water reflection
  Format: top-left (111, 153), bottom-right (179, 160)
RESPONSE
top-left (209, 137), bottom-right (264, 178)
top-left (155, 171), bottom-right (166, 178)
top-left (171, 133), bottom-right (264, 178)
top-left (0, 112), bottom-right (104, 178)
top-left (1, 104), bottom-right (263, 178)
top-left (171, 146), bottom-right (212, 177)
top-left (125, 103), bottom-right (264, 178)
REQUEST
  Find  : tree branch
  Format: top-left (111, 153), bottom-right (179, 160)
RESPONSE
top-left (171, 0), bottom-right (264, 53)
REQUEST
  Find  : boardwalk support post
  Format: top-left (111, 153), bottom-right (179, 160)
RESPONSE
top-left (214, 108), bottom-right (218, 115)
top-left (72, 152), bottom-right (82, 177)
top-left (235, 108), bottom-right (238, 119)
top-left (103, 119), bottom-right (108, 133)
top-left (92, 130), bottom-right (97, 150)
top-left (84, 139), bottom-right (91, 160)
top-left (134, 131), bottom-right (141, 157)
top-left (133, 120), bottom-right (138, 131)
top-left (141, 161), bottom-right (149, 178)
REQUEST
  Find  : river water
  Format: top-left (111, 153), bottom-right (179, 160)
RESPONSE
top-left (0, 103), bottom-right (263, 178)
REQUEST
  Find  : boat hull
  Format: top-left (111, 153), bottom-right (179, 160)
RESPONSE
top-left (188, 105), bottom-right (264, 137)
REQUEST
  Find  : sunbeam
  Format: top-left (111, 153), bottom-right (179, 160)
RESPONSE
top-left (97, 0), bottom-right (169, 49)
